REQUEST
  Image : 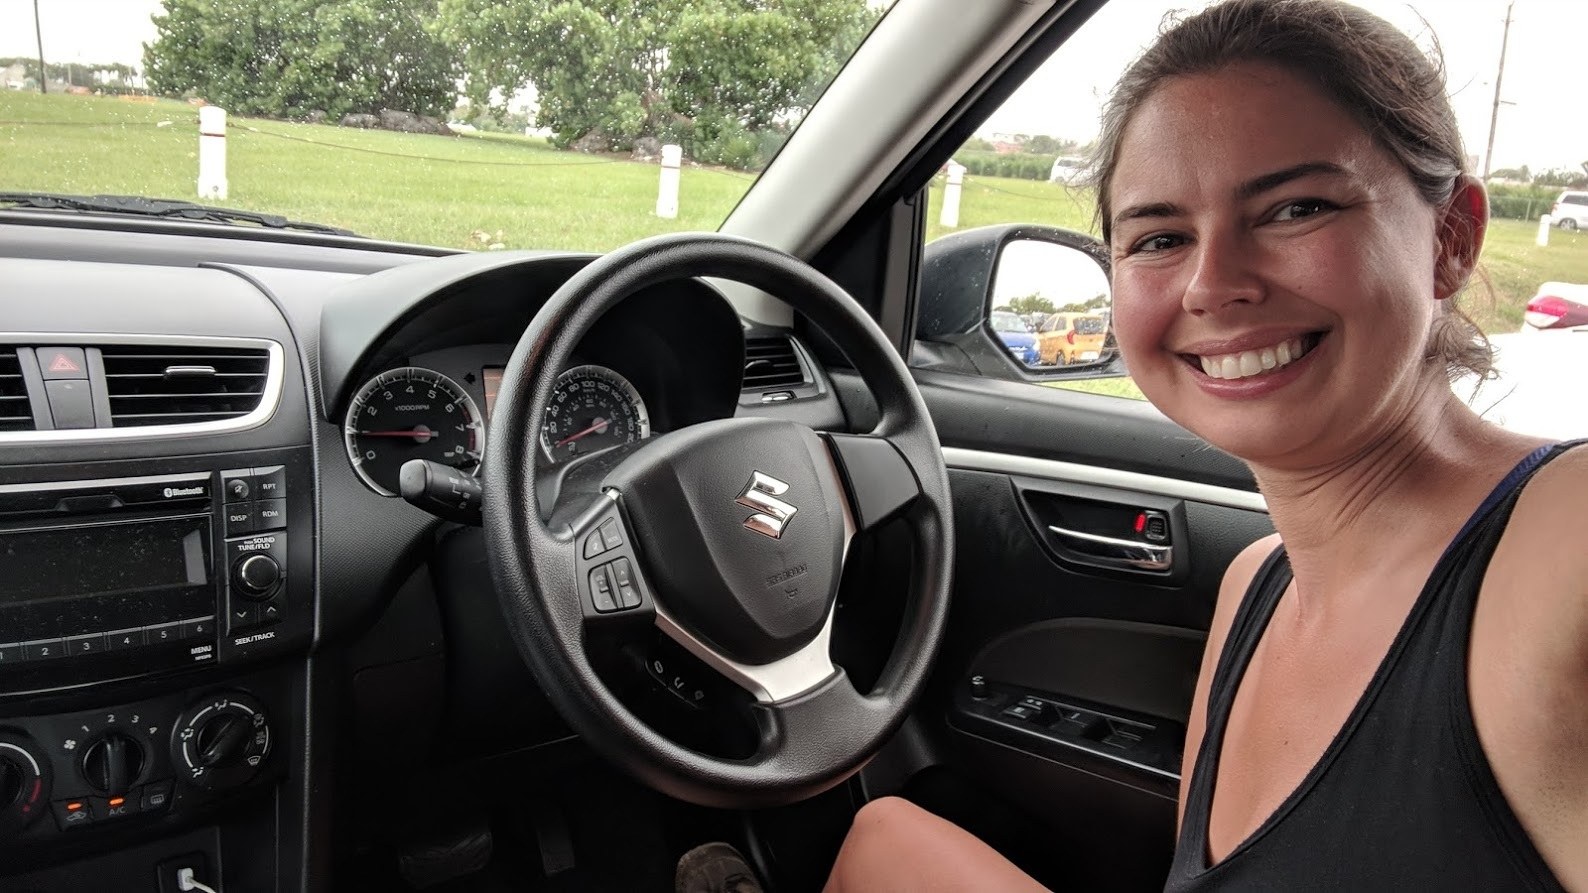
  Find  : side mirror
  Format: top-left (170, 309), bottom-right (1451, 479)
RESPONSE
top-left (917, 224), bottom-right (1118, 379)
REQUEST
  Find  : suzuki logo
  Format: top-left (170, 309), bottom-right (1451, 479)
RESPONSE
top-left (736, 472), bottom-right (798, 539)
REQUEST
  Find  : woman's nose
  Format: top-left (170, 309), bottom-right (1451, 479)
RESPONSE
top-left (1181, 233), bottom-right (1264, 315)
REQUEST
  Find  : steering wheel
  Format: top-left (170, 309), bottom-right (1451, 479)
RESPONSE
top-left (482, 233), bottom-right (953, 809)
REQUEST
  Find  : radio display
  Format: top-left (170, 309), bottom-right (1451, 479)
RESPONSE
top-left (0, 516), bottom-right (210, 605)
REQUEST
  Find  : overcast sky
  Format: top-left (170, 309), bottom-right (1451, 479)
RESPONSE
top-left (3, 0), bottom-right (1583, 172)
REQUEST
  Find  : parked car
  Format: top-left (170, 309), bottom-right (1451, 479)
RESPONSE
top-left (1550, 191), bottom-right (1588, 230)
top-left (1037, 311), bottom-right (1108, 365)
top-left (989, 310), bottom-right (1040, 365)
top-left (1523, 282), bottom-right (1588, 330)
top-left (1048, 155), bottom-right (1089, 184)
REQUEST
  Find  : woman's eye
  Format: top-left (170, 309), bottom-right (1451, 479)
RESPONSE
top-left (1131, 234), bottom-right (1184, 254)
top-left (1272, 199), bottom-right (1336, 222)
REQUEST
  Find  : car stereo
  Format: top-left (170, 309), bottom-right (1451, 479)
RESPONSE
top-left (0, 468), bottom-right (290, 690)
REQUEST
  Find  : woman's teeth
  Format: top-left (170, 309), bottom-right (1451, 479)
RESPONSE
top-left (1197, 336), bottom-right (1310, 380)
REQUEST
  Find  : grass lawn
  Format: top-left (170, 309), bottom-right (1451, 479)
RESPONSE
top-left (0, 91), bottom-right (752, 252)
top-left (3, 91), bottom-right (1582, 343)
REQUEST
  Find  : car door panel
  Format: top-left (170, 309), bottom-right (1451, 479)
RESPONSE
top-left (831, 368), bottom-right (1271, 887)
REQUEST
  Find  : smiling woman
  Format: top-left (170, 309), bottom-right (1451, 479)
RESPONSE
top-left (827, 1), bottom-right (1588, 890)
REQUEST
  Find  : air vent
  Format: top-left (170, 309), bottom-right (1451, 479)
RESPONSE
top-left (0, 350), bottom-right (33, 432)
top-left (101, 345), bottom-right (271, 427)
top-left (743, 335), bottom-right (809, 391)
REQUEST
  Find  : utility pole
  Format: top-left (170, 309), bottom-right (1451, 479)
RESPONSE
top-left (1473, 0), bottom-right (1511, 181)
top-left (33, 0), bottom-right (47, 95)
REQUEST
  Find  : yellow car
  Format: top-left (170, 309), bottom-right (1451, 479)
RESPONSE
top-left (1037, 312), bottom-right (1108, 365)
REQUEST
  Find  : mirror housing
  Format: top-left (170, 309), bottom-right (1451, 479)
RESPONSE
top-left (916, 224), bottom-right (1118, 379)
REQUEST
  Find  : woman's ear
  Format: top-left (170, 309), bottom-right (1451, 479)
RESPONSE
top-left (1434, 176), bottom-right (1488, 301)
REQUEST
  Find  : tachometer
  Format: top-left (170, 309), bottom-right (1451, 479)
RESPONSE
top-left (540, 365), bottom-right (650, 463)
top-left (344, 367), bottom-right (484, 496)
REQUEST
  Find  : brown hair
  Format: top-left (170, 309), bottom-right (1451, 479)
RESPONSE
top-left (1091, 0), bottom-right (1493, 381)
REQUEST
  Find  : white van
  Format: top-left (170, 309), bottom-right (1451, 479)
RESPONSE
top-left (1550, 190), bottom-right (1588, 230)
top-left (1048, 156), bottom-right (1089, 184)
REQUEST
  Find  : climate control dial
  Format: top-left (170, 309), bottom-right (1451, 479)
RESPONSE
top-left (172, 692), bottom-right (271, 791)
top-left (0, 731), bottom-right (50, 837)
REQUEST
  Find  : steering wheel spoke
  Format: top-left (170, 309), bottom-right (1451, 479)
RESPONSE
top-left (823, 432), bottom-right (923, 534)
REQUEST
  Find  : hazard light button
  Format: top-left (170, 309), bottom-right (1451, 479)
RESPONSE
top-left (38, 347), bottom-right (88, 380)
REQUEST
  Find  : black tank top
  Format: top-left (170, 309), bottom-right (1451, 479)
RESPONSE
top-left (1165, 442), bottom-right (1579, 892)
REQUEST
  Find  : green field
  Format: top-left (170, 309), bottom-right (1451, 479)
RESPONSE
top-left (4, 90), bottom-right (1583, 341)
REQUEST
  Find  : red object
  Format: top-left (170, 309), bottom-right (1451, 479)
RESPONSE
top-left (1067, 330), bottom-right (1076, 344)
top-left (1134, 513), bottom-right (1147, 534)
top-left (46, 353), bottom-right (81, 373)
top-left (1524, 290), bottom-right (1588, 330)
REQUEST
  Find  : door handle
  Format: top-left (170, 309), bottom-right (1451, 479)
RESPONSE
top-left (1047, 525), bottom-right (1173, 572)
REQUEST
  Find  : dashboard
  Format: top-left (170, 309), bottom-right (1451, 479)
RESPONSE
top-left (0, 220), bottom-right (840, 891)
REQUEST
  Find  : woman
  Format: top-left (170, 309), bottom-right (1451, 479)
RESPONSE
top-left (822, 0), bottom-right (1588, 889)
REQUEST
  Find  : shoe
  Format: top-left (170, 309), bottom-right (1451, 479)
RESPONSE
top-left (675, 842), bottom-right (765, 893)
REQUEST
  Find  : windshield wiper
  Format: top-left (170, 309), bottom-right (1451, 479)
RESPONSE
top-left (0, 192), bottom-right (360, 237)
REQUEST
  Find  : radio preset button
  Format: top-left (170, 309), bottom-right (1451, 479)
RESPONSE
top-left (0, 644), bottom-right (19, 663)
top-left (66, 633), bottom-right (105, 657)
top-left (106, 628), bottom-right (144, 650)
top-left (145, 623), bottom-right (179, 646)
top-left (252, 466), bottom-right (286, 499)
top-left (180, 617), bottom-right (215, 640)
top-left (254, 499), bottom-right (286, 531)
top-left (23, 639), bottom-right (64, 660)
top-left (224, 503), bottom-right (257, 537)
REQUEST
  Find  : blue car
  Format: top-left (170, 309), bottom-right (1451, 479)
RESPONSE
top-left (990, 310), bottom-right (1040, 366)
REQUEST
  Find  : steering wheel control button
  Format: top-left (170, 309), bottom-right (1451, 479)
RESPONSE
top-left (225, 502), bottom-right (257, 537)
top-left (38, 347), bottom-right (88, 380)
top-left (583, 529), bottom-right (608, 559)
top-left (255, 499), bottom-right (286, 531)
top-left (589, 566), bottom-right (618, 613)
top-left (610, 558), bottom-right (641, 608)
top-left (599, 519), bottom-right (624, 550)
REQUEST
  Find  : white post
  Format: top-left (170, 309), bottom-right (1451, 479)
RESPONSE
top-left (655, 143), bottom-right (682, 219)
top-left (197, 106), bottom-right (228, 200)
top-left (941, 161), bottom-right (965, 228)
top-left (1536, 214), bottom-right (1552, 247)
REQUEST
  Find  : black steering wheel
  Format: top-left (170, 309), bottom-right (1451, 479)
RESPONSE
top-left (482, 232), bottom-right (953, 809)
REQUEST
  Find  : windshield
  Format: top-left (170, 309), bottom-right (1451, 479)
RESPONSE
top-left (0, 0), bottom-right (883, 251)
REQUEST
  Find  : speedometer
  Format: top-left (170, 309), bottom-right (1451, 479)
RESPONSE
top-left (540, 365), bottom-right (650, 463)
top-left (344, 367), bottom-right (484, 496)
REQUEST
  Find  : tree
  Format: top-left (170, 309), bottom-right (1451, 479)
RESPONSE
top-left (439, 0), bottom-right (876, 161)
top-left (1488, 165), bottom-right (1529, 182)
top-left (144, 0), bottom-right (460, 119)
top-left (1005, 294), bottom-right (1056, 316)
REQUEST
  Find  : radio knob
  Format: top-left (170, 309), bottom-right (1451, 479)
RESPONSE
top-left (234, 554), bottom-right (280, 597)
top-left (80, 733), bottom-right (145, 794)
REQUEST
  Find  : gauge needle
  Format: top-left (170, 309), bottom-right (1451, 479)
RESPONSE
top-left (555, 417), bottom-right (609, 448)
top-left (360, 426), bottom-right (435, 443)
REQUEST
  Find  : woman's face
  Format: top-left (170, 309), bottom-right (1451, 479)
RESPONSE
top-left (1108, 62), bottom-right (1454, 469)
